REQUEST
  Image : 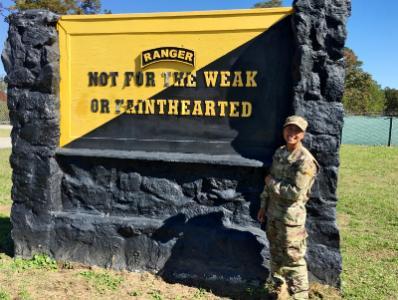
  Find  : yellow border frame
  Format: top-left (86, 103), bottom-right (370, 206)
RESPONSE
top-left (57, 7), bottom-right (293, 147)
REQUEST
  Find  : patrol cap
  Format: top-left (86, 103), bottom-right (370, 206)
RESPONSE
top-left (283, 115), bottom-right (308, 132)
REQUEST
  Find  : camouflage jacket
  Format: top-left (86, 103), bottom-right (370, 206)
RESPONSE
top-left (260, 144), bottom-right (319, 225)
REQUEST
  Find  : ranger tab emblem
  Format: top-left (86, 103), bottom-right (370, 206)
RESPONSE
top-left (141, 47), bottom-right (195, 68)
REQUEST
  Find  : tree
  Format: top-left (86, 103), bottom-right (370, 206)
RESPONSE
top-left (384, 88), bottom-right (398, 116)
top-left (12, 0), bottom-right (77, 14)
top-left (11, 0), bottom-right (102, 15)
top-left (343, 48), bottom-right (386, 115)
top-left (76, 0), bottom-right (100, 14)
top-left (252, 0), bottom-right (282, 8)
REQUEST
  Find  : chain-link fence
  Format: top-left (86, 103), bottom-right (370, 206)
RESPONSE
top-left (0, 100), bottom-right (9, 124)
top-left (342, 115), bottom-right (398, 146)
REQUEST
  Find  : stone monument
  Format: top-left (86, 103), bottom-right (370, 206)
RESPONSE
top-left (2, 0), bottom-right (350, 292)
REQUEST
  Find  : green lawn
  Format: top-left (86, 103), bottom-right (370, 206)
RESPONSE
top-left (337, 145), bottom-right (398, 299)
top-left (0, 146), bottom-right (397, 299)
top-left (0, 129), bottom-right (11, 138)
top-left (0, 149), bottom-right (11, 205)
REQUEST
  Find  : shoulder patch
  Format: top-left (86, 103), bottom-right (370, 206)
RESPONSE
top-left (301, 161), bottom-right (316, 176)
top-left (301, 146), bottom-right (320, 172)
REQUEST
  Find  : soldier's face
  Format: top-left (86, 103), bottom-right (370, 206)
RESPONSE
top-left (283, 125), bottom-right (305, 147)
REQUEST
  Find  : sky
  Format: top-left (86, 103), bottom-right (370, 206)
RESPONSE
top-left (0, 0), bottom-right (397, 88)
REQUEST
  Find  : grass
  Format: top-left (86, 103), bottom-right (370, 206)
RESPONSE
top-left (13, 254), bottom-right (58, 271)
top-left (0, 129), bottom-right (11, 138)
top-left (0, 145), bottom-right (397, 299)
top-left (0, 149), bottom-right (11, 205)
top-left (0, 289), bottom-right (11, 300)
top-left (79, 270), bottom-right (124, 293)
top-left (337, 145), bottom-right (398, 299)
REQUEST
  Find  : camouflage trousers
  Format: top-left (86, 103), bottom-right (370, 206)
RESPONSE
top-left (266, 218), bottom-right (309, 300)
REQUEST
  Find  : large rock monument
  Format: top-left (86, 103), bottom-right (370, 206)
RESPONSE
top-left (2, 0), bottom-right (350, 292)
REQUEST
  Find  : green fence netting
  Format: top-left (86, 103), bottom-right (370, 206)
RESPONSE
top-left (342, 116), bottom-right (397, 146)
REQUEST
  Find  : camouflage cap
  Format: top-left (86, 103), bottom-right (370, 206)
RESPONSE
top-left (283, 115), bottom-right (308, 132)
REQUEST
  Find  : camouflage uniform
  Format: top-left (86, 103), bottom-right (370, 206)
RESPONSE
top-left (261, 144), bottom-right (318, 300)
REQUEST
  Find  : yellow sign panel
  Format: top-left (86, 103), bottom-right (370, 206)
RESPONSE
top-left (58, 8), bottom-right (292, 147)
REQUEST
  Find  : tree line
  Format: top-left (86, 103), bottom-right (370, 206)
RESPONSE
top-left (0, 0), bottom-right (107, 16)
top-left (255, 1), bottom-right (398, 115)
top-left (1, 0), bottom-right (398, 116)
top-left (343, 48), bottom-right (398, 116)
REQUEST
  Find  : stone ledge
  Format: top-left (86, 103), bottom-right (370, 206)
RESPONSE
top-left (51, 211), bottom-right (164, 225)
top-left (56, 148), bottom-right (265, 168)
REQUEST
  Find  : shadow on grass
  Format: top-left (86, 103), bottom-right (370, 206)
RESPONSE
top-left (0, 215), bottom-right (14, 256)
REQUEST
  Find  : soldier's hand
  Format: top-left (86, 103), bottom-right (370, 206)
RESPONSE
top-left (257, 207), bottom-right (266, 223)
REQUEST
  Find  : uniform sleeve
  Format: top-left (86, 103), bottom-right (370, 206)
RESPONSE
top-left (268, 159), bottom-right (317, 201)
top-left (260, 186), bottom-right (269, 209)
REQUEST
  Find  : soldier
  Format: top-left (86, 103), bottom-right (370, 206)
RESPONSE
top-left (257, 115), bottom-right (319, 300)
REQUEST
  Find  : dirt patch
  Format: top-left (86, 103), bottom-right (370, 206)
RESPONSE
top-left (0, 255), bottom-right (339, 300)
top-left (309, 282), bottom-right (341, 299)
top-left (0, 260), bottom-right (227, 300)
top-left (0, 204), bottom-right (10, 216)
top-left (365, 249), bottom-right (398, 261)
top-left (337, 213), bottom-right (350, 230)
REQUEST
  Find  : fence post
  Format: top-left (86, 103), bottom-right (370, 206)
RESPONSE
top-left (388, 116), bottom-right (393, 147)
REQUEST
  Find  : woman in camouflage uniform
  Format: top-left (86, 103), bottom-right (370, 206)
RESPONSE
top-left (257, 115), bottom-right (319, 300)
